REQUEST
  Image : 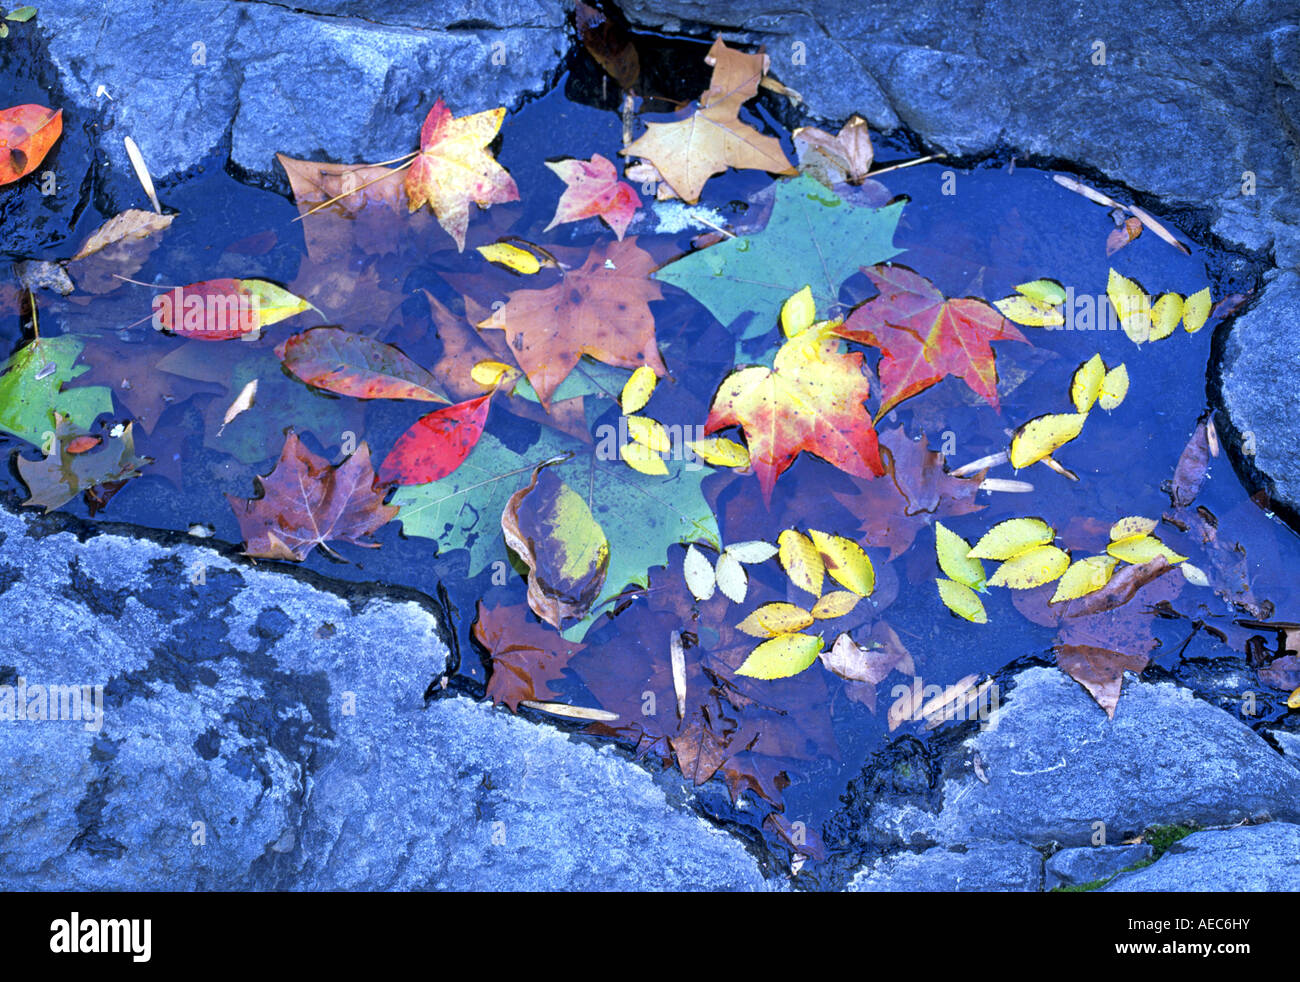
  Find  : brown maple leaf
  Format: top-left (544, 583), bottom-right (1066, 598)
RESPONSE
top-left (476, 237), bottom-right (666, 408)
top-left (226, 431), bottom-right (397, 561)
top-left (473, 602), bottom-right (586, 711)
top-left (619, 38), bottom-right (795, 203)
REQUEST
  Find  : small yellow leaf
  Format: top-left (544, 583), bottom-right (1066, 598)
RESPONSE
top-left (811, 591), bottom-right (860, 619)
top-left (470, 359), bottom-right (519, 389)
top-left (1148, 293), bottom-right (1183, 341)
top-left (476, 241), bottom-right (541, 274)
top-left (1182, 287), bottom-right (1212, 333)
top-left (620, 441), bottom-right (667, 475)
top-left (683, 544), bottom-right (716, 601)
top-left (1288, 686), bottom-right (1300, 711)
top-left (687, 436), bottom-right (751, 468)
top-left (987, 545), bottom-right (1071, 589)
top-left (1108, 268), bottom-right (1151, 343)
top-left (620, 365), bottom-right (658, 415)
top-left (969, 518), bottom-right (1055, 560)
top-left (1010, 413), bottom-right (1087, 469)
top-left (937, 579), bottom-right (987, 623)
top-left (994, 295), bottom-right (1064, 327)
top-left (1050, 555), bottom-right (1118, 603)
top-left (1015, 279), bottom-right (1067, 306)
top-left (1071, 354), bottom-right (1105, 413)
top-left (1109, 516), bottom-right (1158, 540)
top-left (781, 285), bottom-right (816, 338)
top-left (1106, 535), bottom-right (1187, 565)
top-left (626, 415), bottom-right (671, 452)
top-left (935, 521), bottom-right (985, 591)
top-left (808, 529), bottom-right (874, 597)
top-left (735, 633), bottom-right (824, 680)
top-left (778, 529), bottom-right (824, 597)
top-left (1098, 364), bottom-right (1129, 410)
top-left (714, 551), bottom-right (748, 603)
top-left (738, 602), bottom-right (815, 637)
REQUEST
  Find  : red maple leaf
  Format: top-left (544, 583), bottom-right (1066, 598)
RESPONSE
top-left (835, 265), bottom-right (1028, 416)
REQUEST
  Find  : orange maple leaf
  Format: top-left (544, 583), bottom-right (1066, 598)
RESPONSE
top-left (706, 321), bottom-right (884, 502)
top-left (835, 265), bottom-right (1029, 417)
top-left (476, 238), bottom-right (666, 408)
top-left (405, 99), bottom-right (520, 250)
top-left (619, 39), bottom-right (794, 203)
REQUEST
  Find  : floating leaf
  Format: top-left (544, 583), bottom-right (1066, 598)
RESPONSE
top-left (475, 602), bottom-right (587, 711)
top-left (935, 521), bottom-right (985, 591)
top-left (620, 364), bottom-right (657, 415)
top-left (405, 99), bottom-right (520, 250)
top-left (714, 550), bottom-right (748, 603)
top-left (1107, 534), bottom-right (1187, 565)
top-left (808, 529), bottom-right (874, 597)
top-left (620, 440), bottom-right (668, 475)
top-left (969, 517), bottom-right (1055, 560)
top-left (778, 529), bottom-right (824, 597)
top-left (477, 242), bottom-right (541, 274)
top-left (1071, 354), bottom-right (1105, 413)
top-left (471, 359), bottom-right (520, 389)
top-left (1015, 279), bottom-right (1067, 306)
top-left (276, 327), bottom-right (449, 402)
top-left (155, 279), bottom-right (312, 341)
top-left (626, 415), bottom-right (671, 452)
top-left (1010, 412), bottom-right (1087, 469)
top-left (1106, 269), bottom-right (1151, 343)
top-left (937, 579), bottom-right (987, 623)
top-left (683, 544), bottom-right (717, 601)
top-left (725, 540), bottom-right (778, 564)
top-left (1148, 292), bottom-right (1183, 341)
top-left (545, 154), bottom-right (641, 240)
top-left (810, 591), bottom-right (860, 619)
top-left (1050, 555), bottom-right (1118, 603)
top-left (735, 633), bottom-right (824, 680)
top-left (792, 115), bottom-right (874, 185)
top-left (987, 544), bottom-right (1071, 589)
top-left (1182, 287), bottom-right (1212, 333)
top-left (995, 295), bottom-right (1063, 327)
top-left (0, 336), bottom-right (113, 446)
top-left (1110, 516), bottom-right (1159, 540)
top-left (17, 414), bottom-right (150, 512)
top-left (501, 463), bottom-right (610, 630)
top-left (737, 602), bottom-right (815, 638)
top-left (780, 285), bottom-right (816, 338)
top-left (1098, 364), bottom-right (1129, 411)
top-left (378, 394), bottom-right (492, 485)
top-left (687, 435), bottom-right (750, 468)
top-left (0, 104), bottom-right (62, 186)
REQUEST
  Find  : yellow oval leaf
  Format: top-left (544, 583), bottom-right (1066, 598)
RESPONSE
top-left (1071, 354), bottom-right (1105, 414)
top-left (620, 441), bottom-right (667, 475)
top-left (1010, 413), bottom-right (1087, 469)
top-left (1149, 293), bottom-right (1183, 341)
top-left (735, 633), bottom-right (824, 680)
top-left (810, 590), bottom-right (860, 619)
top-left (687, 436), bottom-right (750, 468)
top-left (1106, 535), bottom-right (1187, 565)
top-left (626, 415), bottom-right (671, 452)
top-left (737, 602), bottom-right (815, 638)
top-left (1182, 287), bottom-right (1212, 334)
top-left (994, 295), bottom-right (1064, 327)
top-left (1107, 268), bottom-right (1151, 343)
top-left (476, 241), bottom-right (541, 274)
top-left (778, 529), bottom-right (824, 597)
top-left (1050, 555), bottom-right (1118, 603)
top-left (781, 285), bottom-right (816, 338)
top-left (937, 578), bottom-right (987, 623)
top-left (620, 364), bottom-right (658, 415)
top-left (1098, 364), bottom-right (1129, 411)
top-left (935, 521), bottom-right (985, 591)
top-left (987, 544), bottom-right (1071, 589)
top-left (471, 359), bottom-right (519, 389)
top-left (1015, 279), bottom-right (1067, 306)
top-left (808, 529), bottom-right (874, 597)
top-left (969, 518), bottom-right (1055, 560)
top-left (1110, 516), bottom-right (1159, 541)
top-left (1288, 686), bottom-right (1300, 711)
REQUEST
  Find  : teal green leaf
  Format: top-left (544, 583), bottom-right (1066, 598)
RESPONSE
top-left (653, 175), bottom-right (904, 338)
top-left (0, 336), bottom-right (113, 446)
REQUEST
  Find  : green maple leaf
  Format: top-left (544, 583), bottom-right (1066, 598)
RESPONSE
top-left (653, 174), bottom-right (905, 338)
top-left (392, 428), bottom-right (720, 640)
top-left (0, 336), bottom-right (113, 447)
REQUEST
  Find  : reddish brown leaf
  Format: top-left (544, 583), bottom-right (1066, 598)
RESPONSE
top-left (473, 601), bottom-right (586, 711)
top-left (1169, 418), bottom-right (1210, 508)
top-left (574, 0), bottom-right (640, 90)
top-left (1105, 216), bottom-right (1143, 256)
top-left (1055, 644), bottom-right (1150, 719)
top-left (379, 394), bottom-right (491, 485)
top-left (226, 432), bottom-right (397, 561)
top-left (275, 326), bottom-right (449, 402)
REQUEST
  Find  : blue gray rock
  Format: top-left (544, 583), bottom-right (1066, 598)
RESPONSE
top-left (868, 667), bottom-right (1300, 850)
top-left (0, 506), bottom-right (770, 890)
top-left (1102, 823), bottom-right (1300, 891)
top-left (848, 842), bottom-right (1043, 892)
top-left (1045, 844), bottom-right (1153, 890)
